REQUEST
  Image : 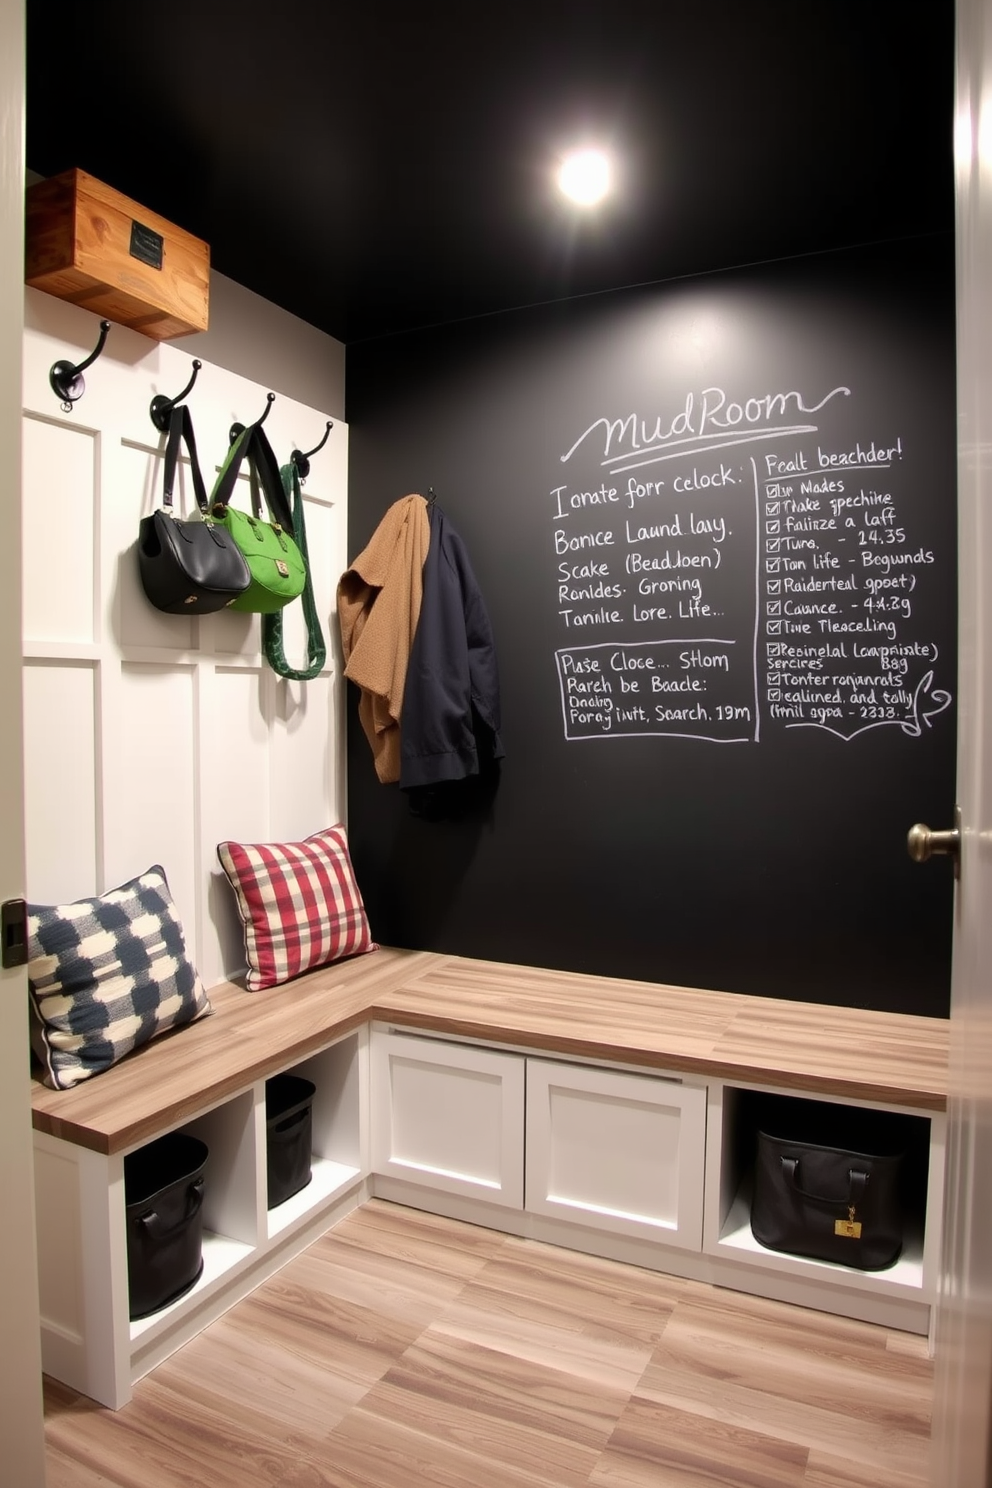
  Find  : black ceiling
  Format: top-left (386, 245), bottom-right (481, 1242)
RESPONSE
top-left (26, 2), bottom-right (955, 346)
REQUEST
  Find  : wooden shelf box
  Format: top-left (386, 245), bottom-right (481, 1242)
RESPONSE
top-left (25, 168), bottom-right (209, 339)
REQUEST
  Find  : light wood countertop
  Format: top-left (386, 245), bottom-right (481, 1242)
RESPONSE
top-left (30, 946), bottom-right (950, 1155)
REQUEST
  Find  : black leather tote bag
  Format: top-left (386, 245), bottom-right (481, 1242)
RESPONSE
top-left (751, 1110), bottom-right (905, 1271)
top-left (138, 404), bottom-right (250, 613)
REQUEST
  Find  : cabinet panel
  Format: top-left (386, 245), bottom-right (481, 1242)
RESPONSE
top-left (371, 1030), bottom-right (525, 1207)
top-left (525, 1058), bottom-right (707, 1249)
top-left (35, 1143), bottom-right (85, 1338)
top-left (34, 1137), bottom-right (131, 1408)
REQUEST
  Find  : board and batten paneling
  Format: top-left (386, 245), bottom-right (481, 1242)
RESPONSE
top-left (21, 287), bottom-right (349, 990)
top-left (22, 659), bottom-right (99, 905)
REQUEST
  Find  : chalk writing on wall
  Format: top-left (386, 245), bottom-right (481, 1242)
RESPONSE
top-left (552, 383), bottom-right (952, 743)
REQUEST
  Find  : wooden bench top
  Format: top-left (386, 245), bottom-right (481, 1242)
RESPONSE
top-left (30, 946), bottom-right (950, 1155)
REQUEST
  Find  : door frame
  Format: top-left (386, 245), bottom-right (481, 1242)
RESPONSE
top-left (929, 0), bottom-right (992, 1481)
top-left (0, 0), bottom-right (48, 1483)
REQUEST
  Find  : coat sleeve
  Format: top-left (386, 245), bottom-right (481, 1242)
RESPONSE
top-left (399, 507), bottom-right (503, 790)
top-left (337, 495), bottom-right (430, 783)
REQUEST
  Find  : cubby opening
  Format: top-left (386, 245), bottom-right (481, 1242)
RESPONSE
top-left (129, 1088), bottom-right (258, 1343)
top-left (711, 1087), bottom-right (932, 1290)
top-left (266, 1031), bottom-right (364, 1239)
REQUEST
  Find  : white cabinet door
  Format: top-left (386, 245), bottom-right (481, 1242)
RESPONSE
top-left (370, 1030), bottom-right (525, 1207)
top-left (526, 1058), bottom-right (707, 1250)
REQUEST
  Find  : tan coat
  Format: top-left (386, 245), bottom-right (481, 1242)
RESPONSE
top-left (336, 494), bottom-right (431, 783)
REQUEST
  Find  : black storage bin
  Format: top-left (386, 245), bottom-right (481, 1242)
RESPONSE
top-left (750, 1100), bottom-right (907, 1271)
top-left (124, 1131), bottom-right (208, 1319)
top-left (266, 1073), bottom-right (316, 1209)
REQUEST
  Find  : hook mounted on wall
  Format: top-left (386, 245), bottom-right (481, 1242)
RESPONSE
top-left (49, 320), bottom-right (111, 413)
top-left (149, 359), bottom-right (202, 432)
top-left (229, 391), bottom-right (275, 445)
top-left (290, 420), bottom-right (333, 483)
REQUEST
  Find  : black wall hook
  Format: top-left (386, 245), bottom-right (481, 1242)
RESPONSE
top-left (291, 420), bottom-right (333, 481)
top-left (229, 391), bottom-right (275, 445)
top-left (149, 359), bottom-right (202, 432)
top-left (49, 320), bottom-right (111, 412)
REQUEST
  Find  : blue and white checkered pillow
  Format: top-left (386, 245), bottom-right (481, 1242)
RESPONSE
top-left (27, 865), bottom-right (212, 1090)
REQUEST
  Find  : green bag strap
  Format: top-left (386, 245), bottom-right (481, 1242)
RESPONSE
top-left (262, 462), bottom-right (326, 681)
top-left (210, 419), bottom-right (294, 532)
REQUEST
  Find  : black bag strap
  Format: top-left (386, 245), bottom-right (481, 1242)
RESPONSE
top-left (781, 1156), bottom-right (870, 1208)
top-left (162, 404), bottom-right (209, 515)
top-left (209, 419), bottom-right (294, 531)
top-left (262, 462), bottom-right (326, 681)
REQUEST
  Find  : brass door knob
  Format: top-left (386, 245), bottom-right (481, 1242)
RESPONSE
top-left (907, 808), bottom-right (961, 877)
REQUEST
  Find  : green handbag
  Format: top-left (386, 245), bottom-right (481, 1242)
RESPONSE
top-left (209, 420), bottom-right (307, 613)
top-left (262, 460), bottom-right (327, 680)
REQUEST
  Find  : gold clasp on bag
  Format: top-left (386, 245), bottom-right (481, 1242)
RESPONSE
top-left (276, 560), bottom-right (289, 576)
top-left (835, 1205), bottom-right (863, 1239)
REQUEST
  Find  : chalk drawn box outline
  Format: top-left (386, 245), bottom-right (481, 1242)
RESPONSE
top-left (554, 638), bottom-right (756, 746)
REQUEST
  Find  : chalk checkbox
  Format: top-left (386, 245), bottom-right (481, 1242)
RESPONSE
top-left (767, 579), bottom-right (781, 594)
top-left (767, 620), bottom-right (783, 635)
top-left (767, 600), bottom-right (781, 616)
top-left (765, 501), bottom-right (780, 517)
top-left (768, 689), bottom-right (782, 702)
top-left (766, 519), bottom-right (781, 535)
top-left (766, 538), bottom-right (781, 554)
top-left (766, 558), bottom-right (781, 574)
top-left (766, 643), bottom-right (784, 658)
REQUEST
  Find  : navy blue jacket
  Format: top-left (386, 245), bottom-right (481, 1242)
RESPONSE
top-left (399, 503), bottom-right (504, 792)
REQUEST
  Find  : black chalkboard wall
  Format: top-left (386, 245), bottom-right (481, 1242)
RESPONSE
top-left (346, 239), bottom-right (957, 1017)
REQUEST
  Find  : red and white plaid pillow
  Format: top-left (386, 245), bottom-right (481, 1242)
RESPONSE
top-left (217, 826), bottom-right (376, 991)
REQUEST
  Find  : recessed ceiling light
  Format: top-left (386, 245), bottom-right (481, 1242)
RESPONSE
top-left (557, 149), bottom-right (612, 206)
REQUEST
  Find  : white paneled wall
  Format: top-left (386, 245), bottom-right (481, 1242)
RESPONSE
top-left (21, 287), bottom-right (349, 990)
top-left (22, 660), bottom-right (99, 903)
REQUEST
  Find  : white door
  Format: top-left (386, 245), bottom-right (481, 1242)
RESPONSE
top-left (0, 0), bottom-right (48, 1483)
top-left (929, 2), bottom-right (992, 1483)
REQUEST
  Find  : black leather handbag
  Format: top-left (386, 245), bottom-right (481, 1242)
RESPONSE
top-left (138, 404), bottom-right (250, 613)
top-left (751, 1111), bottom-right (905, 1271)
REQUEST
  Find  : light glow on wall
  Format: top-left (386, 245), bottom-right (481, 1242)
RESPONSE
top-left (557, 148), bottom-right (612, 206)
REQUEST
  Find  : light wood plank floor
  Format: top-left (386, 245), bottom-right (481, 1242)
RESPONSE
top-left (44, 1200), bottom-right (932, 1488)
